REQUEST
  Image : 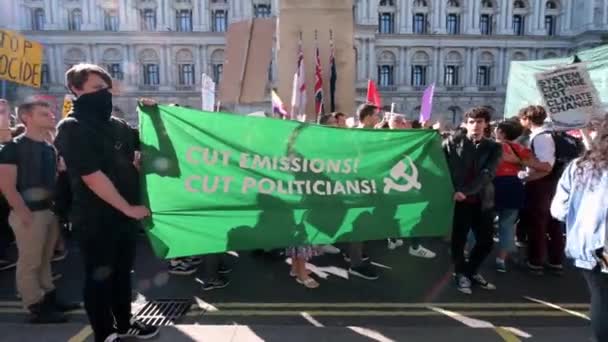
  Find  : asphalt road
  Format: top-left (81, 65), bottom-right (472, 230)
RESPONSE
top-left (0, 236), bottom-right (595, 342)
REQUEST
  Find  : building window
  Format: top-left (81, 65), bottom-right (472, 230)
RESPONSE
top-left (514, 0), bottom-right (525, 8)
top-left (212, 10), bottom-right (228, 32)
top-left (254, 4), bottom-right (271, 18)
top-left (545, 15), bottom-right (556, 36)
top-left (378, 12), bottom-right (394, 34)
top-left (444, 66), bottom-right (459, 86)
top-left (141, 9), bottom-right (156, 31)
top-left (477, 66), bottom-right (491, 86)
top-left (108, 63), bottom-right (123, 80)
top-left (68, 9), bottom-right (83, 31)
top-left (411, 65), bottom-right (427, 86)
top-left (104, 10), bottom-right (119, 31)
top-left (513, 14), bottom-right (524, 35)
top-left (213, 64), bottom-right (223, 83)
top-left (143, 64), bottom-right (160, 85)
top-left (41, 64), bottom-right (49, 85)
top-left (176, 10), bottom-right (192, 32)
top-left (480, 14), bottom-right (492, 35)
top-left (377, 65), bottom-right (394, 86)
top-left (31, 8), bottom-right (45, 31)
top-left (413, 13), bottom-right (427, 34)
top-left (178, 64), bottom-right (195, 85)
top-left (446, 14), bottom-right (460, 34)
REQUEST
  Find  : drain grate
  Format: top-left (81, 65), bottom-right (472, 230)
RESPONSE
top-left (132, 299), bottom-right (192, 326)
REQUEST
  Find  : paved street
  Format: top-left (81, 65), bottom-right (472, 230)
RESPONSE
top-left (0, 236), bottom-right (594, 342)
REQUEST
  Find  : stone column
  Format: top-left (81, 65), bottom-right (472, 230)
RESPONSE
top-left (201, 0), bottom-right (209, 31)
top-left (398, 46), bottom-right (406, 85)
top-left (47, 45), bottom-right (56, 84)
top-left (466, 1), bottom-right (475, 33)
top-left (89, 44), bottom-right (97, 63)
top-left (537, 0), bottom-right (545, 34)
top-left (369, 39), bottom-right (376, 81)
top-left (43, 0), bottom-right (52, 27)
top-left (433, 47), bottom-right (440, 86)
top-left (369, 0), bottom-right (378, 27)
top-left (400, 0), bottom-right (409, 33)
top-left (473, 1), bottom-right (480, 32)
top-left (604, 0), bottom-right (608, 25)
top-left (201, 45), bottom-right (208, 76)
top-left (496, 48), bottom-right (504, 86)
top-left (506, 0), bottom-right (513, 34)
top-left (502, 49), bottom-right (510, 84)
top-left (54, 45), bottom-right (63, 86)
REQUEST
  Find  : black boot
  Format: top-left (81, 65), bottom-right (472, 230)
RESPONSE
top-left (28, 299), bottom-right (68, 324)
top-left (44, 290), bottom-right (81, 312)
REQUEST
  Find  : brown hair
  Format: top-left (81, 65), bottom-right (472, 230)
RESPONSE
top-left (332, 112), bottom-right (346, 120)
top-left (518, 105), bottom-right (547, 126)
top-left (65, 63), bottom-right (113, 94)
top-left (356, 103), bottom-right (378, 123)
top-left (464, 106), bottom-right (492, 123)
top-left (17, 100), bottom-right (51, 124)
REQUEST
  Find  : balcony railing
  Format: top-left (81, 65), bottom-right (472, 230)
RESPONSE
top-left (139, 84), bottom-right (159, 91)
top-left (175, 85), bottom-right (195, 91)
top-left (378, 85), bottom-right (397, 91)
top-left (478, 86), bottom-right (496, 91)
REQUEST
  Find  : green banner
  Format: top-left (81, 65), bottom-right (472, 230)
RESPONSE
top-left (139, 105), bottom-right (454, 259)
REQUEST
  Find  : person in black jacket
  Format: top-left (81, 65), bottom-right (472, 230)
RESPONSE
top-left (443, 106), bottom-right (502, 295)
top-left (54, 64), bottom-right (158, 342)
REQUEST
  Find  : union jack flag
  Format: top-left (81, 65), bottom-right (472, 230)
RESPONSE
top-left (314, 45), bottom-right (324, 119)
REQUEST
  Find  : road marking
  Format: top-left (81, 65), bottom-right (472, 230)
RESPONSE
top-left (499, 327), bottom-right (532, 339)
top-left (428, 306), bottom-right (494, 328)
top-left (524, 296), bottom-right (590, 321)
top-left (67, 325), bottom-right (93, 342)
top-left (348, 326), bottom-right (396, 342)
top-left (429, 306), bottom-right (525, 342)
top-left (185, 302), bottom-right (589, 309)
top-left (300, 312), bottom-right (324, 327)
top-left (494, 327), bottom-right (523, 342)
top-left (183, 309), bottom-right (592, 317)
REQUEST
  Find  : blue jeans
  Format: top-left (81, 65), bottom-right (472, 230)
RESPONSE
top-left (582, 268), bottom-right (608, 342)
top-left (496, 209), bottom-right (519, 254)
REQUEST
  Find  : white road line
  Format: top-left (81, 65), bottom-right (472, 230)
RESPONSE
top-left (500, 327), bottom-right (532, 339)
top-left (370, 262), bottom-right (392, 270)
top-left (428, 306), bottom-right (495, 328)
top-left (193, 297), bottom-right (219, 312)
top-left (524, 296), bottom-right (590, 321)
top-left (300, 312), bottom-right (324, 327)
top-left (348, 326), bottom-right (396, 342)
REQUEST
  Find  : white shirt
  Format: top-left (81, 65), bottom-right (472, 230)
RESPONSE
top-left (529, 125), bottom-right (556, 167)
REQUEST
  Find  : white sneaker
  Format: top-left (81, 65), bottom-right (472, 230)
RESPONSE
top-left (387, 239), bottom-right (404, 250)
top-left (104, 333), bottom-right (120, 342)
top-left (409, 245), bottom-right (436, 259)
top-left (320, 245), bottom-right (341, 254)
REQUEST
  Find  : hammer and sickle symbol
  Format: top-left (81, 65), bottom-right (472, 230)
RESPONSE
top-left (383, 156), bottom-right (422, 194)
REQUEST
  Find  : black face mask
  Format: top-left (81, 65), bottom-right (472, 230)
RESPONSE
top-left (73, 88), bottom-right (113, 122)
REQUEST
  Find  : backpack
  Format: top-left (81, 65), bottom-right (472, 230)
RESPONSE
top-left (532, 131), bottom-right (584, 177)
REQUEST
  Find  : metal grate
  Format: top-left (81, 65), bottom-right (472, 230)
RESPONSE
top-left (132, 299), bottom-right (192, 326)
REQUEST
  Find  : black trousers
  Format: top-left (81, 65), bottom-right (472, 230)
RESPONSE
top-left (451, 202), bottom-right (495, 276)
top-left (77, 219), bottom-right (137, 342)
top-left (0, 199), bottom-right (14, 259)
top-left (582, 268), bottom-right (608, 342)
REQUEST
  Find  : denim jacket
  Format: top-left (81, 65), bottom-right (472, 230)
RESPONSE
top-left (551, 159), bottom-right (608, 272)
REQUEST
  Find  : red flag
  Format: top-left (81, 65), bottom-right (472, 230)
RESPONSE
top-left (314, 46), bottom-right (324, 119)
top-left (366, 80), bottom-right (381, 108)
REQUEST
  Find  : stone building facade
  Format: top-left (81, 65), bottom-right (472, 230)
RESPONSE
top-left (3, 0), bottom-right (608, 124)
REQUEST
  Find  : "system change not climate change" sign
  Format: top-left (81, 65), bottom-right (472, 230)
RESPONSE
top-left (535, 63), bottom-right (601, 129)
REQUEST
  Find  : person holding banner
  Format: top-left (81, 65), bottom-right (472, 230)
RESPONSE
top-left (54, 64), bottom-right (158, 342)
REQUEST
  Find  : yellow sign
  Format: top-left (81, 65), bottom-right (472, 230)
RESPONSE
top-left (0, 30), bottom-right (43, 87)
top-left (62, 95), bottom-right (74, 119)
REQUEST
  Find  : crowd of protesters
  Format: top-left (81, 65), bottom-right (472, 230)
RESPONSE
top-left (0, 63), bottom-right (607, 342)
